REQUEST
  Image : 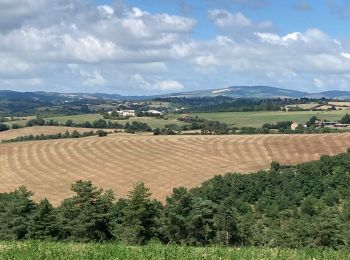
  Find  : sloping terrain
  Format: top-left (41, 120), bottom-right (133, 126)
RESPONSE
top-left (1, 133), bottom-right (350, 205)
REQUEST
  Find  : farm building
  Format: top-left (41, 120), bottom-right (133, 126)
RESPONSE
top-left (145, 110), bottom-right (163, 116)
top-left (180, 114), bottom-right (189, 119)
top-left (315, 120), bottom-right (350, 128)
top-left (117, 110), bottom-right (136, 117)
top-left (291, 122), bottom-right (306, 131)
top-left (334, 124), bottom-right (350, 128)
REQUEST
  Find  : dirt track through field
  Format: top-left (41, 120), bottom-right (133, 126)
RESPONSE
top-left (1, 133), bottom-right (350, 205)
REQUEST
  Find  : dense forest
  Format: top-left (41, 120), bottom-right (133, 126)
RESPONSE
top-left (1, 150), bottom-right (350, 248)
top-left (155, 97), bottom-right (326, 113)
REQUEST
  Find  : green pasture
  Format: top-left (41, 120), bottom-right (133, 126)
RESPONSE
top-left (189, 110), bottom-right (349, 128)
top-left (115, 117), bottom-right (188, 129)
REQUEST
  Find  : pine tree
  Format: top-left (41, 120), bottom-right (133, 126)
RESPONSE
top-left (214, 197), bottom-right (239, 246)
top-left (162, 187), bottom-right (193, 244)
top-left (0, 186), bottom-right (35, 240)
top-left (187, 198), bottom-right (217, 245)
top-left (57, 180), bottom-right (114, 241)
top-left (118, 182), bottom-right (161, 245)
top-left (340, 113), bottom-right (350, 124)
top-left (27, 198), bottom-right (58, 240)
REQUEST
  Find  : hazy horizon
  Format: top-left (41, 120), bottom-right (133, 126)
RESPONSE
top-left (1, 0), bottom-right (350, 95)
top-left (2, 85), bottom-right (350, 96)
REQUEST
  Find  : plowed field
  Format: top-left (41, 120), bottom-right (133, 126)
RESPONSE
top-left (1, 133), bottom-right (350, 205)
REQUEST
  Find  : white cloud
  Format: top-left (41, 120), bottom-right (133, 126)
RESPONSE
top-left (82, 71), bottom-right (106, 87)
top-left (155, 80), bottom-right (184, 91)
top-left (68, 65), bottom-right (106, 87)
top-left (132, 74), bottom-right (184, 91)
top-left (0, 77), bottom-right (43, 88)
top-left (255, 32), bottom-right (303, 45)
top-left (342, 52), bottom-right (350, 59)
top-left (313, 78), bottom-right (324, 88)
top-left (193, 54), bottom-right (219, 67)
top-left (0, 0), bottom-right (349, 94)
top-left (97, 5), bottom-right (114, 18)
top-left (172, 28), bottom-right (350, 91)
top-left (208, 9), bottom-right (274, 33)
top-left (208, 10), bottom-right (252, 28)
top-left (0, 56), bottom-right (31, 76)
top-left (62, 35), bottom-right (119, 63)
top-left (0, 0), bottom-right (47, 30)
top-left (0, 0), bottom-right (197, 93)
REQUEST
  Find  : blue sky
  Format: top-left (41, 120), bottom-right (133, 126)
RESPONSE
top-left (0, 0), bottom-right (350, 94)
top-left (96, 0), bottom-right (349, 38)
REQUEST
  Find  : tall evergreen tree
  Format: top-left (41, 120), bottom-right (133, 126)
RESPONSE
top-left (27, 198), bottom-right (59, 240)
top-left (214, 197), bottom-right (240, 246)
top-left (117, 182), bottom-right (161, 245)
top-left (0, 186), bottom-right (35, 240)
top-left (162, 187), bottom-right (193, 244)
top-left (187, 198), bottom-right (217, 245)
top-left (57, 180), bottom-right (115, 241)
top-left (340, 113), bottom-right (350, 124)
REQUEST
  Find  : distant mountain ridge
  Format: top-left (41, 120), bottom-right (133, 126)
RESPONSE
top-left (1, 86), bottom-right (350, 100)
top-left (0, 90), bottom-right (142, 101)
top-left (164, 86), bottom-right (350, 100)
top-left (166, 86), bottom-right (309, 99)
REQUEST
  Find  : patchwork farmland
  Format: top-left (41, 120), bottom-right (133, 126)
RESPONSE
top-left (1, 133), bottom-right (350, 205)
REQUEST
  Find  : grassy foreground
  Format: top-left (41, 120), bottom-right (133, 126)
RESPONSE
top-left (1, 241), bottom-right (349, 260)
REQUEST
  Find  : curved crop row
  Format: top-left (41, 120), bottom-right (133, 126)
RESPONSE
top-left (1, 133), bottom-right (350, 205)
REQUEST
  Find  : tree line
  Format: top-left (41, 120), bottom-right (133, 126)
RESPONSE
top-left (1, 130), bottom-right (109, 143)
top-left (25, 118), bottom-right (124, 129)
top-left (0, 118), bottom-right (153, 134)
top-left (1, 150), bottom-right (350, 248)
top-left (156, 97), bottom-right (322, 113)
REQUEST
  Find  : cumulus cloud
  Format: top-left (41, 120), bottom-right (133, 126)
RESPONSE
top-left (342, 52), bottom-right (350, 59)
top-left (0, 0), bottom-right (350, 94)
top-left (208, 9), bottom-right (274, 35)
top-left (0, 0), bottom-right (47, 30)
top-left (175, 28), bottom-right (350, 90)
top-left (68, 65), bottom-right (106, 87)
top-left (132, 74), bottom-right (184, 91)
top-left (208, 10), bottom-right (252, 28)
top-left (0, 56), bottom-right (31, 77)
top-left (155, 80), bottom-right (184, 91)
top-left (0, 0), bottom-right (196, 93)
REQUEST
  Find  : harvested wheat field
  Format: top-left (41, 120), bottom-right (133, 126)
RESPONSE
top-left (0, 126), bottom-right (114, 142)
top-left (1, 133), bottom-right (350, 205)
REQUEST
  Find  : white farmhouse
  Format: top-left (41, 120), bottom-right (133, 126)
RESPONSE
top-left (146, 110), bottom-right (163, 116)
top-left (117, 110), bottom-right (136, 117)
top-left (291, 122), bottom-right (306, 131)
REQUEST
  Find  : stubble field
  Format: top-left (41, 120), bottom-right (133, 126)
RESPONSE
top-left (1, 133), bottom-right (350, 205)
